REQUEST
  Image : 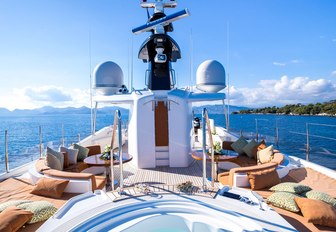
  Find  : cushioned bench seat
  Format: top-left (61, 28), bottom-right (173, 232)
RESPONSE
top-left (34, 159), bottom-right (106, 193)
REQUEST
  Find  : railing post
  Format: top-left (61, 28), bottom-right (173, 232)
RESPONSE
top-left (5, 130), bottom-right (9, 173)
top-left (39, 126), bottom-right (42, 158)
top-left (61, 124), bottom-right (64, 147)
top-left (117, 110), bottom-right (124, 195)
top-left (306, 123), bottom-right (310, 161)
top-left (78, 133), bottom-right (80, 142)
top-left (275, 126), bottom-right (279, 148)
top-left (255, 119), bottom-right (258, 142)
top-left (201, 108), bottom-right (207, 191)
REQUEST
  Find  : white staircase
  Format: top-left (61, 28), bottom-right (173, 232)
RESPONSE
top-left (155, 146), bottom-right (169, 166)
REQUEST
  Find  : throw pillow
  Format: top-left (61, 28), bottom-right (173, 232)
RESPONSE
top-left (73, 144), bottom-right (89, 162)
top-left (257, 145), bottom-right (274, 164)
top-left (62, 152), bottom-right (70, 168)
top-left (46, 153), bottom-right (62, 171)
top-left (0, 206), bottom-right (33, 232)
top-left (47, 147), bottom-right (64, 170)
top-left (0, 200), bottom-right (33, 212)
top-left (247, 168), bottom-right (280, 190)
top-left (251, 140), bottom-right (266, 159)
top-left (270, 182), bottom-right (312, 194)
top-left (60, 146), bottom-right (79, 165)
top-left (302, 190), bottom-right (336, 208)
top-left (17, 201), bottom-right (57, 224)
top-left (295, 197), bottom-right (336, 228)
top-left (267, 192), bottom-right (301, 212)
top-left (242, 139), bottom-right (258, 158)
top-left (230, 136), bottom-right (248, 155)
top-left (31, 178), bottom-right (69, 199)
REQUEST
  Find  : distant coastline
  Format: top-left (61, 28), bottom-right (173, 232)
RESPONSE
top-left (237, 100), bottom-right (336, 117)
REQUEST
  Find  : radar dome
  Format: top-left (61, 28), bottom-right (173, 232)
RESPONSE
top-left (196, 60), bottom-right (226, 92)
top-left (93, 61), bottom-right (124, 95)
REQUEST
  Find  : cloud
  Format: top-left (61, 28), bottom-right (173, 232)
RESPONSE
top-left (273, 62), bottom-right (286, 66)
top-left (331, 70), bottom-right (336, 77)
top-left (273, 60), bottom-right (301, 67)
top-left (0, 86), bottom-right (90, 110)
top-left (24, 86), bottom-right (72, 102)
top-left (290, 59), bottom-right (301, 64)
top-left (228, 76), bottom-right (336, 107)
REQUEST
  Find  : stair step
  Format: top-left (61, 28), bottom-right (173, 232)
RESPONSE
top-left (156, 159), bottom-right (169, 166)
top-left (156, 151), bottom-right (169, 159)
top-left (156, 146), bottom-right (169, 152)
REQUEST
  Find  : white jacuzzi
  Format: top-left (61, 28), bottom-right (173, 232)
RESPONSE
top-left (38, 189), bottom-right (296, 232)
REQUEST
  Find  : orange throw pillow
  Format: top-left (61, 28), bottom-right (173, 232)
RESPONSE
top-left (247, 168), bottom-right (280, 190)
top-left (0, 206), bottom-right (33, 232)
top-left (251, 140), bottom-right (266, 159)
top-left (295, 197), bottom-right (336, 228)
top-left (62, 152), bottom-right (70, 168)
top-left (31, 178), bottom-right (69, 199)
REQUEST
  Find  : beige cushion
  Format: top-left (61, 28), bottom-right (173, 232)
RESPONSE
top-left (60, 146), bottom-right (79, 165)
top-left (47, 147), bottom-right (64, 170)
top-left (230, 136), bottom-right (248, 155)
top-left (295, 197), bottom-right (336, 228)
top-left (257, 145), bottom-right (274, 164)
top-left (267, 192), bottom-right (301, 212)
top-left (30, 178), bottom-right (69, 199)
top-left (81, 166), bottom-right (106, 175)
top-left (0, 206), bottom-right (33, 232)
top-left (302, 190), bottom-right (336, 207)
top-left (242, 139), bottom-right (258, 158)
top-left (46, 153), bottom-right (62, 171)
top-left (247, 168), bottom-right (280, 190)
top-left (270, 182), bottom-right (312, 194)
top-left (17, 201), bottom-right (57, 224)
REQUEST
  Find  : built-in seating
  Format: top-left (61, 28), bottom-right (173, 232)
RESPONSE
top-left (218, 141), bottom-right (285, 188)
top-left (32, 145), bottom-right (106, 193)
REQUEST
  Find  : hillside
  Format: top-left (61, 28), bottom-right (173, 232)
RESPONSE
top-left (238, 100), bottom-right (336, 116)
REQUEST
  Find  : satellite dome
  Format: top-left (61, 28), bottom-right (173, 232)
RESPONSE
top-left (196, 60), bottom-right (226, 92)
top-left (93, 61), bottom-right (124, 95)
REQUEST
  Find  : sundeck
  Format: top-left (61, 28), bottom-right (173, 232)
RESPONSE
top-left (0, 1), bottom-right (335, 232)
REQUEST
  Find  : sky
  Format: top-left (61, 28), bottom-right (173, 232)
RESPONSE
top-left (0, 0), bottom-right (335, 110)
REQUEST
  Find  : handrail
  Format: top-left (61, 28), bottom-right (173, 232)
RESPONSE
top-left (117, 110), bottom-right (124, 194)
top-left (110, 111), bottom-right (118, 192)
top-left (204, 110), bottom-right (215, 188)
top-left (5, 130), bottom-right (9, 173)
top-left (201, 108), bottom-right (215, 190)
top-left (39, 126), bottom-right (42, 158)
top-left (109, 110), bottom-right (124, 194)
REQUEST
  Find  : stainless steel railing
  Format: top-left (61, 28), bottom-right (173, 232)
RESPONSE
top-left (201, 108), bottom-right (215, 191)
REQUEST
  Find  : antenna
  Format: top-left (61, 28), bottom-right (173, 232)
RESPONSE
top-left (226, 22), bottom-right (230, 131)
top-left (89, 31), bottom-right (93, 135)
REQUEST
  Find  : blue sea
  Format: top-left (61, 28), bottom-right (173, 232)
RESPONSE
top-left (0, 113), bottom-right (335, 173)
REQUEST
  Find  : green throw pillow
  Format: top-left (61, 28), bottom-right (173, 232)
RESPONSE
top-left (242, 139), bottom-right (258, 158)
top-left (46, 153), bottom-right (62, 171)
top-left (47, 147), bottom-right (64, 170)
top-left (0, 200), bottom-right (33, 212)
top-left (269, 182), bottom-right (312, 194)
top-left (302, 190), bottom-right (336, 208)
top-left (267, 192), bottom-right (301, 212)
top-left (17, 201), bottom-right (57, 224)
top-left (73, 144), bottom-right (89, 162)
top-left (230, 136), bottom-right (248, 155)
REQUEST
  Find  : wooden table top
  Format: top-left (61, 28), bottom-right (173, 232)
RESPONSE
top-left (84, 154), bottom-right (133, 167)
top-left (191, 150), bottom-right (238, 162)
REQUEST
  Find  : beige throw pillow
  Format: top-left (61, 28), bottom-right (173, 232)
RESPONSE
top-left (257, 145), bottom-right (274, 164)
